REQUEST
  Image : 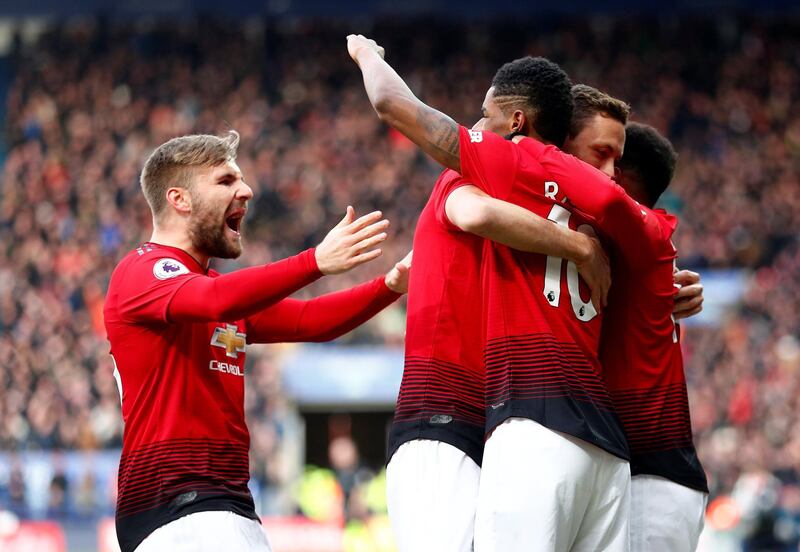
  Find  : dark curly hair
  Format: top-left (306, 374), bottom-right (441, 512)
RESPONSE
top-left (491, 57), bottom-right (573, 148)
top-left (617, 122), bottom-right (678, 207)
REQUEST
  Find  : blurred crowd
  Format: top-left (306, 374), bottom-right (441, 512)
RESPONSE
top-left (0, 13), bottom-right (799, 547)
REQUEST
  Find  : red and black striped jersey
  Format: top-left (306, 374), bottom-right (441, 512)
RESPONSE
top-left (457, 127), bottom-right (629, 460)
top-left (487, 132), bottom-right (706, 490)
top-left (105, 244), bottom-right (262, 552)
top-left (389, 169), bottom-right (486, 466)
top-left (105, 243), bottom-right (400, 551)
top-left (600, 209), bottom-right (708, 492)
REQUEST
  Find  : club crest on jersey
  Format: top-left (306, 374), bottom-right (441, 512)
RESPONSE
top-left (469, 130), bottom-right (483, 143)
top-left (153, 258), bottom-right (189, 280)
top-left (211, 324), bottom-right (247, 359)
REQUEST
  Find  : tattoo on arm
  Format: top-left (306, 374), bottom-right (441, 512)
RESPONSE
top-left (415, 104), bottom-right (460, 171)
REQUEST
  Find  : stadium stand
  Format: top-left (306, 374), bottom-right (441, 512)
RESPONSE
top-left (1, 13), bottom-right (799, 550)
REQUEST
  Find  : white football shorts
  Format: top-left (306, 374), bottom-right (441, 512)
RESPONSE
top-left (474, 417), bottom-right (630, 552)
top-left (136, 510), bottom-right (272, 552)
top-left (387, 439), bottom-right (481, 552)
top-left (631, 474), bottom-right (707, 552)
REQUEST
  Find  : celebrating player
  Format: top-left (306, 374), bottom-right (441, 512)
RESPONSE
top-left (104, 131), bottom-right (411, 552)
top-left (490, 88), bottom-right (708, 549)
top-left (608, 122), bottom-right (708, 550)
top-left (348, 35), bottom-right (634, 550)
top-left (380, 62), bottom-right (610, 552)
top-left (457, 85), bottom-right (707, 551)
top-left (563, 84), bottom-right (705, 318)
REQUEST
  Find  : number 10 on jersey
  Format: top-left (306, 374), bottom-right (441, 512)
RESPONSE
top-left (543, 203), bottom-right (598, 322)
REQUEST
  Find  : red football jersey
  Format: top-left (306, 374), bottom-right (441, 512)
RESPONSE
top-left (494, 135), bottom-right (707, 491)
top-left (389, 169), bottom-right (486, 466)
top-left (105, 244), bottom-right (264, 552)
top-left (457, 127), bottom-right (628, 460)
top-left (599, 209), bottom-right (707, 491)
top-left (105, 242), bottom-right (398, 552)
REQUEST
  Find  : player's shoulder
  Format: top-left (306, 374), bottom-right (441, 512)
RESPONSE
top-left (462, 127), bottom-right (515, 152)
top-left (114, 243), bottom-right (197, 281)
top-left (651, 208), bottom-right (679, 236)
top-left (433, 168), bottom-right (466, 188)
top-left (517, 136), bottom-right (554, 158)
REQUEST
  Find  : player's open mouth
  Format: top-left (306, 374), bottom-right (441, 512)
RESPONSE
top-left (225, 211), bottom-right (244, 236)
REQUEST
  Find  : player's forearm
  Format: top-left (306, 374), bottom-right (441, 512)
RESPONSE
top-left (354, 49), bottom-right (461, 172)
top-left (167, 248), bottom-right (322, 323)
top-left (249, 276), bottom-right (401, 343)
top-left (355, 48), bottom-right (417, 124)
top-left (538, 154), bottom-right (635, 237)
top-left (447, 188), bottom-right (591, 263)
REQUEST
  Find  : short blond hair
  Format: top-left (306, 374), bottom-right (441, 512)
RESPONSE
top-left (140, 131), bottom-right (240, 218)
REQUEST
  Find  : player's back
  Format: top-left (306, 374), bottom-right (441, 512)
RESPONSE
top-left (457, 126), bottom-right (629, 460)
top-left (480, 169), bottom-right (628, 460)
top-left (600, 208), bottom-right (708, 492)
top-left (388, 169), bottom-right (486, 466)
top-left (104, 244), bottom-right (257, 552)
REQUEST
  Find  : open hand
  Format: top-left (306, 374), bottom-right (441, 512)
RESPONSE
top-left (385, 251), bottom-right (412, 294)
top-left (315, 206), bottom-right (389, 275)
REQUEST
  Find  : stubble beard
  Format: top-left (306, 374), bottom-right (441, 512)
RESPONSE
top-left (187, 197), bottom-right (243, 260)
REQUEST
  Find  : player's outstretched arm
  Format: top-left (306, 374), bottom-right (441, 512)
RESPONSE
top-left (158, 209), bottom-right (389, 324)
top-left (347, 34), bottom-right (461, 172)
top-left (247, 251), bottom-right (412, 343)
top-left (446, 185), bottom-right (610, 309)
top-left (673, 269), bottom-right (703, 320)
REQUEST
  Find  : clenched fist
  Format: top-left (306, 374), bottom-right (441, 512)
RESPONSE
top-left (347, 34), bottom-right (385, 65)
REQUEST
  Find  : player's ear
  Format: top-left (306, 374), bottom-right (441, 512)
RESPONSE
top-left (511, 109), bottom-right (528, 135)
top-left (166, 187), bottom-right (192, 215)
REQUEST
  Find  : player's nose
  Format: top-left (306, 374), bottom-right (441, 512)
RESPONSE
top-left (237, 181), bottom-right (254, 201)
top-left (601, 160), bottom-right (615, 179)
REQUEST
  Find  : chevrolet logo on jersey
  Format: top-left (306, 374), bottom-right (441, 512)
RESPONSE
top-left (210, 324), bottom-right (246, 358)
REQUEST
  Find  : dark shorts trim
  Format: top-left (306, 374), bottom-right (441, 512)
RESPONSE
top-left (117, 494), bottom-right (258, 552)
top-left (630, 447), bottom-right (709, 493)
top-left (485, 398), bottom-right (630, 462)
top-left (388, 419), bottom-right (485, 467)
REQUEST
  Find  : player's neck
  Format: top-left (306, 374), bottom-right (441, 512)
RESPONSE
top-left (149, 226), bottom-right (211, 269)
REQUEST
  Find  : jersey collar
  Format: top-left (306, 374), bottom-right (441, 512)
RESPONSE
top-left (143, 242), bottom-right (207, 274)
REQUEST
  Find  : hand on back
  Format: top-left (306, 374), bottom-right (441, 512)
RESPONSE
top-left (673, 269), bottom-right (703, 320)
top-left (573, 227), bottom-right (611, 313)
top-left (385, 251), bottom-right (412, 294)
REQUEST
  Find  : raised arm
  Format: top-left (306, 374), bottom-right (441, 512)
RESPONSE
top-left (446, 185), bottom-right (610, 309)
top-left (347, 34), bottom-right (461, 172)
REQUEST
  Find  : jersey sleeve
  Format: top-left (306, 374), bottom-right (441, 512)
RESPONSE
top-left (245, 276), bottom-right (401, 343)
top-left (457, 126), bottom-right (518, 200)
top-left (117, 248), bottom-right (323, 324)
top-left (433, 170), bottom-right (474, 231)
top-left (533, 146), bottom-right (664, 264)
